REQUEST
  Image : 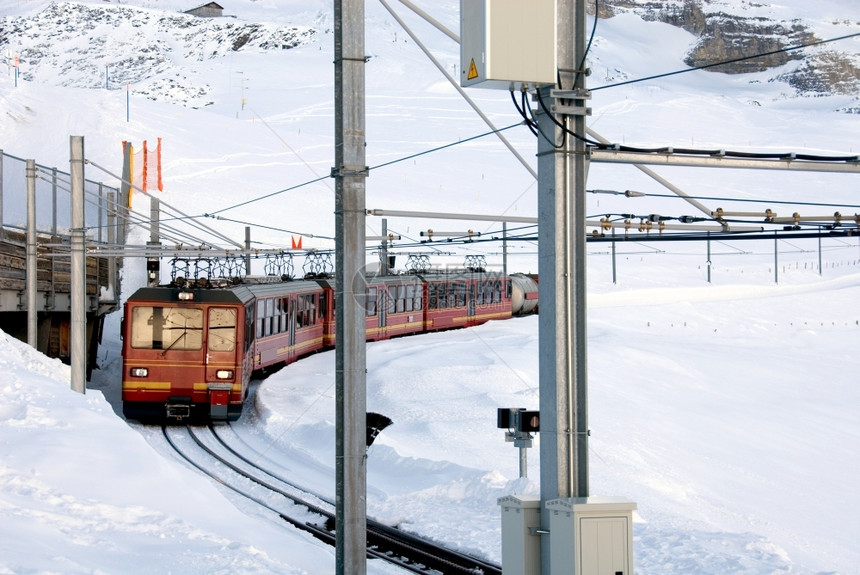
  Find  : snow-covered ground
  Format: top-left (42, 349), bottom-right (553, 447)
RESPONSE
top-left (1, 1), bottom-right (859, 573)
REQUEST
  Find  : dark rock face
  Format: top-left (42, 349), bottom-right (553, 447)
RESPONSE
top-left (683, 14), bottom-right (813, 74)
top-left (589, 0), bottom-right (860, 97)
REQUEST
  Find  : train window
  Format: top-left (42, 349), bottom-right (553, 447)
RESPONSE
top-left (296, 295), bottom-right (305, 328)
top-left (366, 287), bottom-right (377, 316)
top-left (413, 285), bottom-right (423, 311)
top-left (476, 281), bottom-right (485, 305)
top-left (388, 286), bottom-right (397, 314)
top-left (265, 298), bottom-right (275, 337)
top-left (279, 298), bottom-right (288, 333)
top-left (506, 279), bottom-right (512, 299)
top-left (256, 300), bottom-right (265, 339)
top-left (493, 280), bottom-right (502, 303)
top-left (397, 286), bottom-right (406, 313)
top-left (299, 293), bottom-right (316, 327)
top-left (208, 308), bottom-right (237, 352)
top-left (428, 283), bottom-right (437, 309)
top-left (454, 282), bottom-right (466, 308)
top-left (319, 291), bottom-right (328, 319)
top-left (404, 285), bottom-right (414, 312)
top-left (440, 282), bottom-right (449, 309)
top-left (130, 305), bottom-right (203, 350)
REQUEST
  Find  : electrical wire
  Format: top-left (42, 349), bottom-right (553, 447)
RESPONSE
top-left (592, 31), bottom-right (860, 92)
top-left (597, 190), bottom-right (860, 211)
top-left (202, 122), bottom-right (524, 218)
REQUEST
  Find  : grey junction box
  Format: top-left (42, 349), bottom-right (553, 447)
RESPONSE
top-left (546, 497), bottom-right (637, 575)
top-left (498, 494), bottom-right (541, 575)
top-left (460, 0), bottom-right (557, 90)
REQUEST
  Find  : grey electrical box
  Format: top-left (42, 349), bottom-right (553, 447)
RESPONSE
top-left (460, 0), bottom-right (557, 90)
top-left (498, 494), bottom-right (541, 575)
top-left (546, 497), bottom-right (636, 575)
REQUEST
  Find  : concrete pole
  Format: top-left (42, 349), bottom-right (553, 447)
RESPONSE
top-left (0, 150), bottom-right (4, 240)
top-left (70, 136), bottom-right (86, 394)
top-left (611, 228), bottom-right (617, 284)
top-left (147, 197), bottom-right (161, 286)
top-left (107, 192), bottom-right (117, 302)
top-left (26, 159), bottom-right (37, 348)
top-left (774, 231), bottom-right (779, 284)
top-left (119, 143), bottom-right (132, 244)
top-left (52, 167), bottom-right (58, 236)
top-left (537, 0), bottom-right (589, 571)
top-left (380, 218), bottom-right (389, 276)
top-left (818, 227), bottom-right (823, 276)
top-left (245, 226), bottom-right (252, 276)
top-left (334, 1), bottom-right (367, 573)
top-left (502, 222), bottom-right (508, 276)
top-left (707, 232), bottom-right (712, 283)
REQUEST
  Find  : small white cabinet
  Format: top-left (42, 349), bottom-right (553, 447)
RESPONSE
top-left (546, 497), bottom-right (636, 575)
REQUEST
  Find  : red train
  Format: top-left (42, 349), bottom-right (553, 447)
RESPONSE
top-left (121, 272), bottom-right (538, 422)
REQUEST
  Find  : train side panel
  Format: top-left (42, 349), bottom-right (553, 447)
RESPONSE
top-left (251, 283), bottom-right (326, 371)
top-left (422, 274), bottom-right (512, 332)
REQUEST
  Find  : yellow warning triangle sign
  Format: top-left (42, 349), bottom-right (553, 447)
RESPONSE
top-left (467, 58), bottom-right (479, 80)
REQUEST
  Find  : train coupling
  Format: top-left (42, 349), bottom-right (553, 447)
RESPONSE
top-left (165, 397), bottom-right (192, 420)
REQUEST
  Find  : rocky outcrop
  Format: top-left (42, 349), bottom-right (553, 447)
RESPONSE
top-left (590, 0), bottom-right (860, 98)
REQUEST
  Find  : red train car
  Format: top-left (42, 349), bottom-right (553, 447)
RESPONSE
top-left (121, 280), bottom-right (255, 422)
top-left (421, 272), bottom-right (513, 331)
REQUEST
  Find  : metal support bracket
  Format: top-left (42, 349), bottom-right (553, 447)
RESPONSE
top-left (331, 165), bottom-right (370, 178)
top-left (548, 88), bottom-right (592, 117)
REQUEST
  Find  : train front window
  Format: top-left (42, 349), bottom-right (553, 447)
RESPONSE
top-left (208, 308), bottom-right (237, 352)
top-left (130, 306), bottom-right (203, 350)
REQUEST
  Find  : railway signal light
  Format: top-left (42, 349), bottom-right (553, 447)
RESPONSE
top-left (498, 407), bottom-right (540, 478)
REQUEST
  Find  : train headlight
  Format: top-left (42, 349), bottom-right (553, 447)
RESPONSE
top-left (178, 291), bottom-right (194, 301)
top-left (215, 370), bottom-right (234, 380)
top-left (129, 367), bottom-right (148, 377)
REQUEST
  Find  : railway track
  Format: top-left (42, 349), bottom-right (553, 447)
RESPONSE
top-left (162, 424), bottom-right (502, 574)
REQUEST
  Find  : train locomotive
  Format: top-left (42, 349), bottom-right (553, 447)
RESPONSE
top-left (121, 271), bottom-right (538, 422)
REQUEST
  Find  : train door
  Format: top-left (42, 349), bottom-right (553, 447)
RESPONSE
top-left (379, 286), bottom-right (387, 330)
top-left (289, 297), bottom-right (297, 347)
top-left (205, 306), bottom-right (239, 419)
top-left (468, 281), bottom-right (477, 318)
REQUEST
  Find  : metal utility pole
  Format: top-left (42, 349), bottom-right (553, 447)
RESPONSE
top-left (70, 136), bottom-right (86, 394)
top-left (334, 1), bottom-right (368, 573)
top-left (147, 197), bottom-right (161, 286)
top-left (537, 0), bottom-right (589, 562)
top-left (245, 226), bottom-right (252, 276)
top-left (26, 159), bottom-right (37, 347)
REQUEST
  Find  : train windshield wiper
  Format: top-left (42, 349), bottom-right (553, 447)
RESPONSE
top-left (161, 330), bottom-right (188, 356)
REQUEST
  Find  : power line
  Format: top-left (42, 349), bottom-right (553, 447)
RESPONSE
top-left (592, 31), bottom-right (860, 92)
top-left (202, 122), bottom-right (525, 217)
top-left (602, 190), bottom-right (860, 211)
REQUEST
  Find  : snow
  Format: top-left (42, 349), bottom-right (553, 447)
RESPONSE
top-left (1, 0), bottom-right (859, 573)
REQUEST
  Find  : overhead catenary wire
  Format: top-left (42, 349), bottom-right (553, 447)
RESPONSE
top-left (84, 8), bottom-right (860, 257)
top-left (592, 31), bottom-right (860, 92)
top-left (86, 158), bottom-right (244, 249)
top-left (33, 168), bottom-right (214, 248)
top-left (377, 0), bottom-right (537, 179)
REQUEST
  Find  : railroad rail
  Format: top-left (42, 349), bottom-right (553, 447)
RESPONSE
top-left (162, 424), bottom-right (501, 574)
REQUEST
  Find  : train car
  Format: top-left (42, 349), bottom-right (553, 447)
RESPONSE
top-left (249, 279), bottom-right (327, 370)
top-left (364, 275), bottom-right (425, 341)
top-left (421, 272), bottom-right (513, 331)
top-left (121, 279), bottom-right (255, 422)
